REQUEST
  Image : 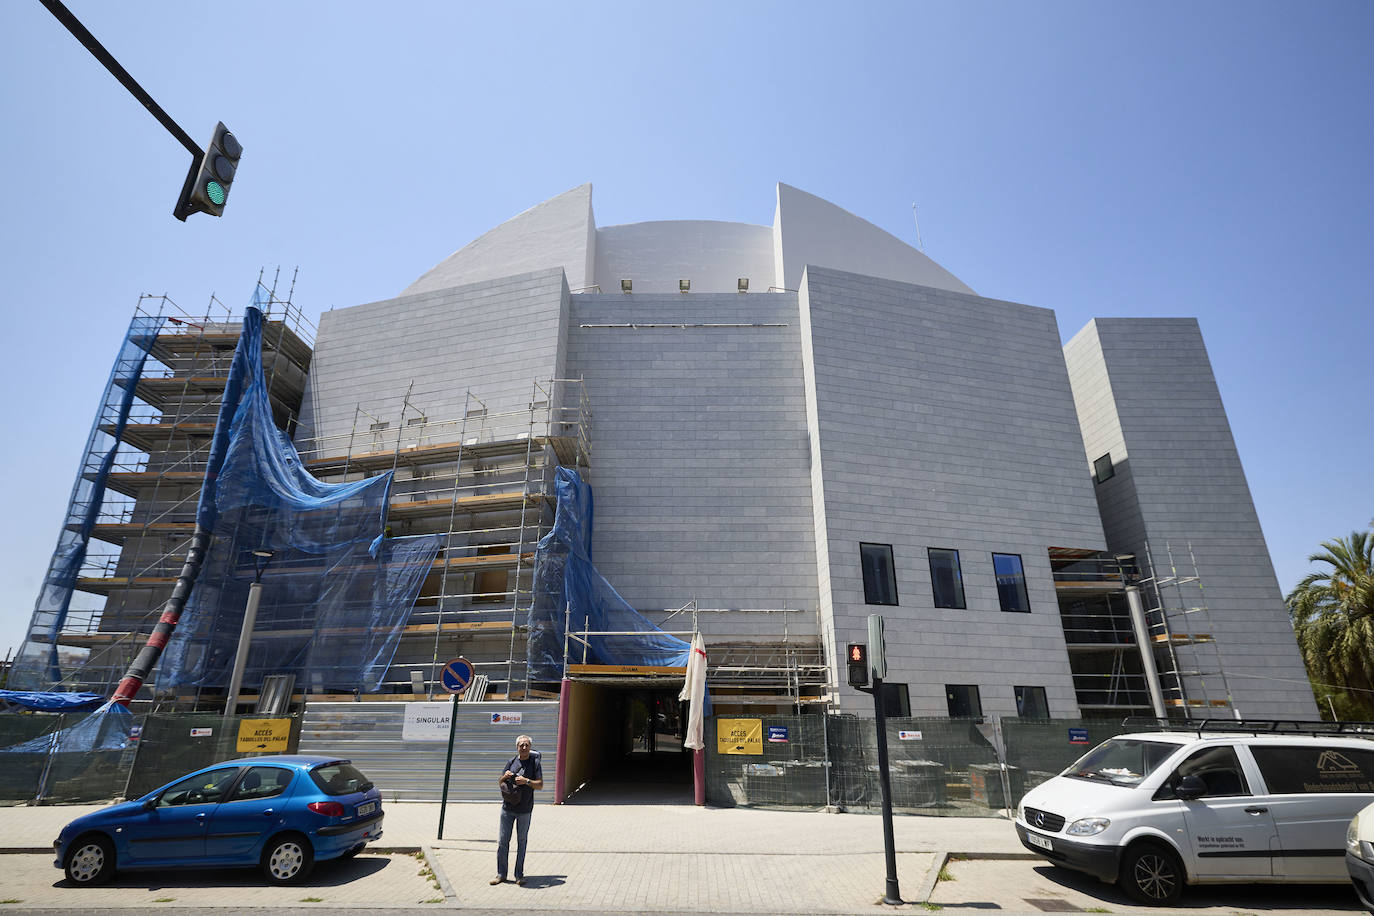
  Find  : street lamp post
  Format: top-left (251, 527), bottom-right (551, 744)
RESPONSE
top-left (224, 549), bottom-right (273, 727)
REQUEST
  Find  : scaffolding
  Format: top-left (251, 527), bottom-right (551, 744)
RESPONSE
top-left (292, 378), bottom-right (592, 702)
top-left (16, 274), bottom-right (315, 698)
top-left (1137, 541), bottom-right (1236, 717)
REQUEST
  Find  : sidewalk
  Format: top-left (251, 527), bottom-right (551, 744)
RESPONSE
top-left (0, 800), bottom-right (1028, 911)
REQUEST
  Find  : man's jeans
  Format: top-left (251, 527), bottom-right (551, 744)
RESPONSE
top-left (496, 808), bottom-right (531, 879)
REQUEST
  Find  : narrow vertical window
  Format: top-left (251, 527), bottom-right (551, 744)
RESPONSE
top-left (1093, 453), bottom-right (1115, 483)
top-left (992, 552), bottom-right (1031, 613)
top-left (860, 543), bottom-right (898, 606)
top-left (927, 548), bottom-right (966, 609)
top-left (1015, 686), bottom-right (1050, 719)
top-left (945, 684), bottom-right (982, 718)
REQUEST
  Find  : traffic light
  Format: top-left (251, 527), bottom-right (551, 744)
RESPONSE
top-left (846, 643), bottom-right (869, 688)
top-left (174, 122), bottom-right (242, 220)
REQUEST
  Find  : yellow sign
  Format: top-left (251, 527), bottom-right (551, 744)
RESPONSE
top-left (716, 718), bottom-right (763, 755)
top-left (236, 718), bottom-right (292, 753)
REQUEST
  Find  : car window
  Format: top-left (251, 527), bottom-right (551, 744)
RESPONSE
top-left (1250, 744), bottom-right (1374, 794)
top-left (225, 766), bottom-right (293, 802)
top-left (1063, 738), bottom-right (1178, 786)
top-left (1155, 745), bottom-right (1249, 799)
top-left (309, 762), bottom-right (373, 796)
top-left (157, 768), bottom-right (240, 807)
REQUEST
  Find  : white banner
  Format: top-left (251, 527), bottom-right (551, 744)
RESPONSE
top-left (402, 702), bottom-right (453, 741)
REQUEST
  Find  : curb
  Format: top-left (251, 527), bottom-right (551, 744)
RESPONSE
top-left (422, 844), bottom-right (457, 901)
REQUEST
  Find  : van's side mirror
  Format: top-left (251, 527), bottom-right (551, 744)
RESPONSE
top-left (1175, 774), bottom-right (1207, 800)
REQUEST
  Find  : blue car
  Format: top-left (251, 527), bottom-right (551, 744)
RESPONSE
top-left (53, 755), bottom-right (383, 886)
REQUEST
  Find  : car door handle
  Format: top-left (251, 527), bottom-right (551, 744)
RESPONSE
top-left (1245, 806), bottom-right (1269, 814)
top-left (262, 809), bottom-right (275, 816)
top-left (195, 812), bottom-right (207, 819)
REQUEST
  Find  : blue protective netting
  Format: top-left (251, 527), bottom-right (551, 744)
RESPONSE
top-left (9, 315), bottom-right (167, 690)
top-left (527, 467), bottom-right (692, 681)
top-left (159, 296), bottom-right (442, 693)
top-left (0, 702), bottom-right (134, 754)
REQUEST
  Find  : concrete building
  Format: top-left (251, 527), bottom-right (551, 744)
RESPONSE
top-left (19, 182), bottom-right (1315, 737)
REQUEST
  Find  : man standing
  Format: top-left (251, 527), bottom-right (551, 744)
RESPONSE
top-left (492, 734), bottom-right (542, 885)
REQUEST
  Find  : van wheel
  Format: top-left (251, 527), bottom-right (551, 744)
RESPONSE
top-left (64, 834), bottom-right (115, 885)
top-left (1119, 841), bottom-right (1184, 904)
top-left (262, 833), bottom-right (314, 885)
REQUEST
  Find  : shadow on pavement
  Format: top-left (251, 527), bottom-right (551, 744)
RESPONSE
top-left (1033, 863), bottom-right (1364, 911)
top-left (52, 853), bottom-right (390, 890)
top-left (514, 874), bottom-right (566, 888)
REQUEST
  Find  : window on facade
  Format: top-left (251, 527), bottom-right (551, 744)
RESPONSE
top-left (1093, 453), bottom-right (1115, 483)
top-left (881, 682), bottom-right (910, 718)
top-left (927, 548), bottom-right (966, 609)
top-left (1014, 686), bottom-right (1050, 719)
top-left (860, 543), bottom-right (898, 605)
top-left (992, 553), bottom-right (1031, 613)
top-left (945, 684), bottom-right (982, 718)
top-left (1249, 745), bottom-right (1374, 795)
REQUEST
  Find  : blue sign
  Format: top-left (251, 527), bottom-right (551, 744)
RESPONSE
top-left (1068, 727), bottom-right (1090, 745)
top-left (767, 726), bottom-right (789, 743)
top-left (441, 657), bottom-right (475, 694)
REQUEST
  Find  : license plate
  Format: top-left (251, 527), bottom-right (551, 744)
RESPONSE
top-left (356, 801), bottom-right (376, 817)
top-left (1025, 831), bottom-right (1052, 851)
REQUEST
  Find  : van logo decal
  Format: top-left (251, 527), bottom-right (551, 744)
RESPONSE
top-left (1316, 751), bottom-right (1362, 777)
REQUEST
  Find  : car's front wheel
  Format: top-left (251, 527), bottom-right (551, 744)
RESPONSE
top-left (1118, 840), bottom-right (1184, 904)
top-left (64, 834), bottom-right (115, 886)
top-left (262, 833), bottom-right (314, 885)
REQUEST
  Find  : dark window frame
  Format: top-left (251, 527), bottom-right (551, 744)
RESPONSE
top-left (1093, 453), bottom-right (1115, 483)
top-left (927, 547), bottom-right (966, 610)
top-left (881, 682), bottom-right (911, 718)
top-left (860, 542), bottom-right (899, 606)
top-left (992, 552), bottom-right (1031, 613)
top-left (1014, 685), bottom-right (1050, 719)
top-left (945, 684), bottom-right (983, 718)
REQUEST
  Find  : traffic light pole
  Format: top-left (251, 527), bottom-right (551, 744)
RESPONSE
top-left (868, 676), bottom-right (902, 905)
top-left (38, 0), bottom-right (202, 158)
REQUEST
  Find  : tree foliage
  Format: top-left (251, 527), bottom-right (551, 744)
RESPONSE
top-left (1288, 530), bottom-right (1374, 720)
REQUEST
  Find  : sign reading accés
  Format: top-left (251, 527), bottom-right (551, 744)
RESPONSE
top-left (236, 718), bottom-right (291, 753)
top-left (717, 718), bottom-right (763, 755)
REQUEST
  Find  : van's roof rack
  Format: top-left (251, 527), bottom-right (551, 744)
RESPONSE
top-left (1121, 717), bottom-right (1374, 739)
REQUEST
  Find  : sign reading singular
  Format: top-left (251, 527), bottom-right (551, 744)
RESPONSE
top-left (237, 718), bottom-right (291, 753)
top-left (717, 718), bottom-right (763, 755)
top-left (189, 727), bottom-right (213, 738)
top-left (767, 726), bottom-right (789, 743)
top-left (402, 702), bottom-right (453, 741)
top-left (898, 730), bottom-right (923, 741)
top-left (1068, 727), bottom-right (1090, 745)
top-left (491, 712), bottom-right (522, 725)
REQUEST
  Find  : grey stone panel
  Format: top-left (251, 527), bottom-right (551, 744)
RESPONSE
top-left (298, 269), bottom-right (571, 446)
top-left (1063, 318), bottom-right (1315, 719)
top-left (799, 267), bottom-right (1107, 717)
top-left (565, 292), bottom-right (820, 641)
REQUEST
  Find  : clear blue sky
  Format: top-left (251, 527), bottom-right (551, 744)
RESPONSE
top-left (1, 1), bottom-right (1370, 655)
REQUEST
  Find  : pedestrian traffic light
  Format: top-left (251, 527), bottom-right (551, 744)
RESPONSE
top-left (174, 122), bottom-right (242, 220)
top-left (846, 643), bottom-right (869, 688)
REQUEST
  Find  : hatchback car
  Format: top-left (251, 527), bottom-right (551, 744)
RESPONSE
top-left (54, 755), bottom-right (383, 886)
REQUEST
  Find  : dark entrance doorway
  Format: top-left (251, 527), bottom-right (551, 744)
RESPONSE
top-left (562, 683), bottom-right (693, 804)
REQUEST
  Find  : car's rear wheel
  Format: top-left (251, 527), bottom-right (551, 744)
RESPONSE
top-left (262, 833), bottom-right (314, 884)
top-left (1118, 840), bottom-right (1184, 904)
top-left (64, 834), bottom-right (115, 886)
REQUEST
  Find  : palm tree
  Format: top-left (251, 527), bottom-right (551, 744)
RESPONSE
top-left (1288, 531), bottom-right (1374, 720)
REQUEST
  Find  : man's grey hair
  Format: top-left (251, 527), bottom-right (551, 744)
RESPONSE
top-left (517, 734), bottom-right (533, 746)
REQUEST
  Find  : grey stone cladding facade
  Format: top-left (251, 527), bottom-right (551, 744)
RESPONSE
top-left (1064, 318), bottom-right (1315, 718)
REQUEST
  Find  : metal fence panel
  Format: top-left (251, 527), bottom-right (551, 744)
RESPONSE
top-left (297, 701), bottom-right (559, 802)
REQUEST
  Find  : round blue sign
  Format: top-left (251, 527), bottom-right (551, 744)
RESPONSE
top-left (440, 657), bottom-right (475, 694)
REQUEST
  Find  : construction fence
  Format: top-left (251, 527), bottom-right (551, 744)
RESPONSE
top-left (705, 714), bottom-right (1138, 815)
top-left (0, 711), bottom-right (300, 806)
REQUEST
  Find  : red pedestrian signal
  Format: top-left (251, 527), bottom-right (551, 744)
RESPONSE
top-left (847, 643), bottom-right (868, 687)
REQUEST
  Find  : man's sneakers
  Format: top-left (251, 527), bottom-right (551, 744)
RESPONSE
top-left (490, 876), bottom-right (505, 885)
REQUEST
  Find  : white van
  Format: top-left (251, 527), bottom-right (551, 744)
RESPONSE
top-left (1015, 725), bottom-right (1374, 904)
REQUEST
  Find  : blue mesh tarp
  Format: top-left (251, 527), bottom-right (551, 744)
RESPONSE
top-left (0, 690), bottom-right (106, 712)
top-left (9, 315), bottom-right (167, 690)
top-left (1, 702), bottom-right (134, 754)
top-left (528, 467), bottom-right (691, 681)
top-left (158, 296), bottom-right (442, 694)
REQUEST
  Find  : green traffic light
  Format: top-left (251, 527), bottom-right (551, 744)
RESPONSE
top-left (206, 180), bottom-right (226, 206)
